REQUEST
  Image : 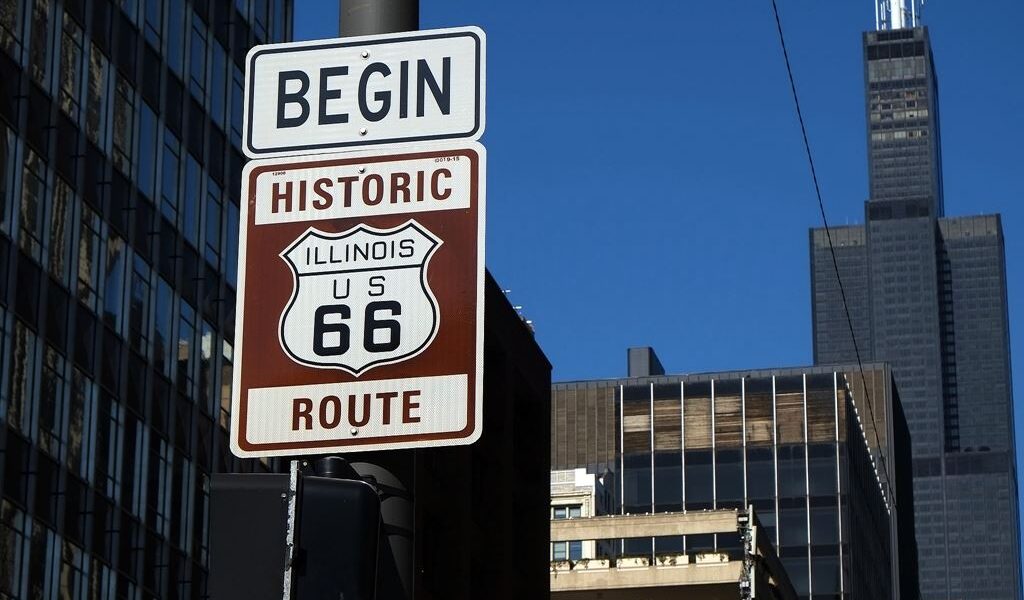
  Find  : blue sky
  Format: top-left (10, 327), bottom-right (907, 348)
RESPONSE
top-left (293, 0), bottom-right (1023, 460)
top-left (295, 0), bottom-right (1022, 387)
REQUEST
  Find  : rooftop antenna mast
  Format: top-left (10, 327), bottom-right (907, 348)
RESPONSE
top-left (875, 0), bottom-right (925, 30)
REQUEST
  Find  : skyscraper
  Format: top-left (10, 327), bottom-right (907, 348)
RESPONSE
top-left (0, 1), bottom-right (291, 598)
top-left (809, 19), bottom-right (1021, 600)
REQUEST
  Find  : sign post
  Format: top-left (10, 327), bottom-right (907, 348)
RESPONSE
top-left (230, 142), bottom-right (485, 457)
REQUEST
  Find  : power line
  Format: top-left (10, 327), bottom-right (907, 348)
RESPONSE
top-left (768, 0), bottom-right (890, 501)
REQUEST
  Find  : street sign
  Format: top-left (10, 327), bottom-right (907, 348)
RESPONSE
top-left (230, 142), bottom-right (485, 457)
top-left (242, 26), bottom-right (485, 159)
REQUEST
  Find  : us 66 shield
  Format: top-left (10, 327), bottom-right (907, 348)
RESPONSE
top-left (230, 141), bottom-right (485, 457)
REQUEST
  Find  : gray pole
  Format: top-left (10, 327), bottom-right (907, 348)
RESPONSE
top-left (338, 3), bottom-right (419, 596)
top-left (340, 0), bottom-right (419, 36)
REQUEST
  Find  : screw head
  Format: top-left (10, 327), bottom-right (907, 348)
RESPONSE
top-left (361, 50), bottom-right (369, 59)
top-left (358, 167), bottom-right (366, 174)
top-left (350, 427), bottom-right (359, 436)
top-left (358, 128), bottom-right (368, 136)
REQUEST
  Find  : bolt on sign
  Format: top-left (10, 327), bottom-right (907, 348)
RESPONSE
top-left (230, 142), bottom-right (485, 457)
top-left (242, 26), bottom-right (485, 159)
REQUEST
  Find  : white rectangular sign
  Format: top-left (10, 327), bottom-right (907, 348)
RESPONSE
top-left (243, 26), bottom-right (485, 158)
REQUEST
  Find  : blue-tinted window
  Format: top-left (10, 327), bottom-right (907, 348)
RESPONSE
top-left (153, 277), bottom-right (174, 377)
top-left (183, 155), bottom-right (200, 245)
top-left (210, 41), bottom-right (227, 127)
top-left (622, 453), bottom-right (651, 514)
top-left (778, 445), bottom-right (806, 497)
top-left (684, 450), bottom-right (712, 508)
top-left (138, 102), bottom-right (158, 200)
top-left (205, 177), bottom-right (221, 265)
top-left (225, 201), bottom-right (239, 287)
top-left (189, 16), bottom-right (206, 100)
top-left (166, 0), bottom-right (184, 75)
top-left (746, 447), bottom-right (775, 499)
top-left (102, 236), bottom-right (126, 331)
top-left (161, 130), bottom-right (180, 221)
top-left (715, 449), bottom-right (744, 506)
top-left (653, 452), bottom-right (681, 512)
top-left (144, 0), bottom-right (162, 46)
top-left (779, 506), bottom-right (807, 548)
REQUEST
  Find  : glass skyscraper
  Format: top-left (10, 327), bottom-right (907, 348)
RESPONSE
top-left (810, 26), bottom-right (1020, 599)
top-left (0, 0), bottom-right (290, 598)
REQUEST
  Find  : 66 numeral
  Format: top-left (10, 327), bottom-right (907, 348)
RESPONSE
top-left (313, 301), bottom-right (402, 356)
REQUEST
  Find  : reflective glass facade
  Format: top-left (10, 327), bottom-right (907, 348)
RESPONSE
top-left (552, 365), bottom-right (912, 600)
top-left (811, 25), bottom-right (1020, 600)
top-left (0, 0), bottom-right (291, 598)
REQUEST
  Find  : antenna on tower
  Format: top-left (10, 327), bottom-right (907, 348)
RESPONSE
top-left (875, 0), bottom-right (925, 30)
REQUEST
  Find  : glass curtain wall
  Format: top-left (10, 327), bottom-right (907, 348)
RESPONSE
top-left (615, 372), bottom-right (858, 599)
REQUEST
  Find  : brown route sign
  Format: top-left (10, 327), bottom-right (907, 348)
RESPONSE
top-left (230, 141), bottom-right (485, 457)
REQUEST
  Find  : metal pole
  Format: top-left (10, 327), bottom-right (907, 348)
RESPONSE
top-left (282, 460), bottom-right (301, 600)
top-left (336, 5), bottom-right (420, 597)
top-left (340, 0), bottom-right (419, 37)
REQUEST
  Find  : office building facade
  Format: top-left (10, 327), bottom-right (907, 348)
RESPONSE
top-left (810, 26), bottom-right (1020, 599)
top-left (552, 357), bottom-right (917, 600)
top-left (0, 0), bottom-right (291, 598)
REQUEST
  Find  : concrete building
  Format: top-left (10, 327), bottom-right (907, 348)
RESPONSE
top-left (551, 350), bottom-right (916, 599)
top-left (551, 468), bottom-right (615, 562)
top-left (809, 22), bottom-right (1021, 599)
top-left (549, 508), bottom-right (797, 600)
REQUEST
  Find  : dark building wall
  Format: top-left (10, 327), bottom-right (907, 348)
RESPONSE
top-left (412, 273), bottom-right (551, 600)
top-left (866, 215), bottom-right (944, 459)
top-left (552, 364), bottom-right (911, 600)
top-left (810, 226), bottom-right (872, 366)
top-left (811, 24), bottom-right (1020, 600)
top-left (0, 1), bottom-right (290, 599)
top-left (936, 215), bottom-right (1020, 597)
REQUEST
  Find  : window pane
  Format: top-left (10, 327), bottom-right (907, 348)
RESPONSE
top-left (178, 301), bottom-right (195, 390)
top-left (28, 0), bottom-right (50, 87)
top-left (205, 177), bottom-right (221, 265)
top-left (161, 130), bottom-right (181, 221)
top-left (38, 346), bottom-right (68, 459)
top-left (128, 256), bottom-right (151, 355)
top-left (67, 368), bottom-right (95, 480)
top-left (59, 13), bottom-right (83, 119)
top-left (684, 450), bottom-right (712, 508)
top-left (810, 506), bottom-right (839, 545)
top-left (7, 322), bottom-right (38, 436)
top-left (86, 44), bottom-right (109, 148)
top-left (112, 76), bottom-right (134, 175)
top-left (153, 277), bottom-right (174, 376)
top-left (0, 0), bottom-right (23, 57)
top-left (48, 178), bottom-right (73, 283)
top-left (653, 451), bottom-right (681, 512)
top-left (225, 201), bottom-right (239, 287)
top-left (166, 0), bottom-right (184, 76)
top-left (183, 155), bottom-right (200, 245)
top-left (622, 452), bottom-right (651, 514)
top-left (19, 149), bottom-right (46, 260)
top-left (189, 15), bottom-right (206, 100)
top-left (138, 102), bottom-right (158, 200)
top-left (103, 236), bottom-right (126, 331)
top-left (210, 40), bottom-right (227, 127)
top-left (77, 205), bottom-right (102, 309)
top-left (144, 0), bottom-right (162, 46)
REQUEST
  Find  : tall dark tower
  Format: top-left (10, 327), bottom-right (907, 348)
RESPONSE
top-left (0, 1), bottom-right (291, 598)
top-left (810, 4), bottom-right (1021, 598)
